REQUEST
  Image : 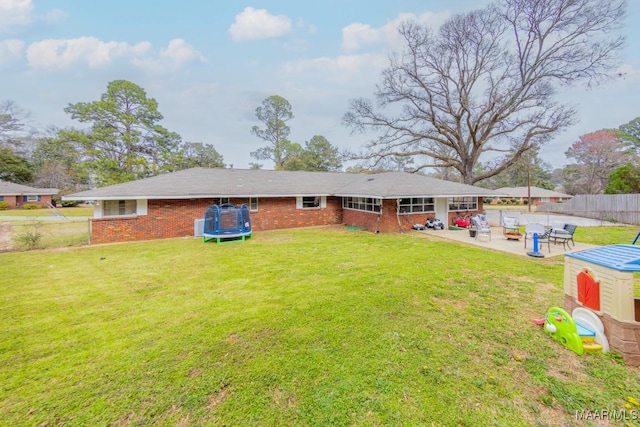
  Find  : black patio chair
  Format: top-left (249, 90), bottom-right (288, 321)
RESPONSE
top-left (549, 224), bottom-right (577, 249)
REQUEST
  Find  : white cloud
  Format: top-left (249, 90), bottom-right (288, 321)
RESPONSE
top-left (0, 0), bottom-right (34, 31)
top-left (342, 23), bottom-right (383, 52)
top-left (284, 53), bottom-right (387, 84)
top-left (0, 0), bottom-right (65, 33)
top-left (132, 38), bottom-right (206, 73)
top-left (0, 38), bottom-right (24, 64)
top-left (295, 17), bottom-right (316, 35)
top-left (229, 7), bottom-right (292, 42)
top-left (26, 37), bottom-right (151, 69)
top-left (342, 11), bottom-right (450, 52)
top-left (40, 8), bottom-right (66, 25)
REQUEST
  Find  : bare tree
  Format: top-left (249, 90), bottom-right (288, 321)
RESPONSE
top-left (343, 0), bottom-right (626, 184)
top-left (0, 100), bottom-right (31, 148)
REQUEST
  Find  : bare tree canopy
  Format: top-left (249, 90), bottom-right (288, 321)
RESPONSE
top-left (0, 100), bottom-right (31, 148)
top-left (343, 0), bottom-right (626, 184)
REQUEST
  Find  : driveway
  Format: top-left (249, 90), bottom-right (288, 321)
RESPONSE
top-left (483, 210), bottom-right (618, 228)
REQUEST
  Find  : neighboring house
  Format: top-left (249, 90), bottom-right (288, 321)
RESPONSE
top-left (0, 181), bottom-right (58, 209)
top-left (63, 168), bottom-right (504, 244)
top-left (494, 186), bottom-right (572, 206)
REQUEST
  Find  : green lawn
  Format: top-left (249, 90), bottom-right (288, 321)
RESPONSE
top-left (2, 220), bottom-right (89, 251)
top-left (2, 227), bottom-right (640, 426)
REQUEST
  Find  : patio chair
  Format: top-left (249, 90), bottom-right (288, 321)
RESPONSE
top-left (502, 216), bottom-right (519, 233)
top-left (502, 216), bottom-right (523, 240)
top-left (472, 216), bottom-right (491, 241)
top-left (524, 223), bottom-right (551, 253)
top-left (549, 223), bottom-right (577, 249)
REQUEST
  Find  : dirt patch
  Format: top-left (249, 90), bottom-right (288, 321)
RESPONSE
top-left (0, 222), bottom-right (14, 252)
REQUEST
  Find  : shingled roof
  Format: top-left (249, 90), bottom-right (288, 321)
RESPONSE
top-left (495, 186), bottom-right (572, 199)
top-left (64, 167), bottom-right (503, 200)
top-left (0, 181), bottom-right (58, 196)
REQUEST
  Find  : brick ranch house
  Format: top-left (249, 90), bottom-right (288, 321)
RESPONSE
top-left (494, 186), bottom-right (572, 206)
top-left (0, 181), bottom-right (58, 209)
top-left (63, 167), bottom-right (504, 244)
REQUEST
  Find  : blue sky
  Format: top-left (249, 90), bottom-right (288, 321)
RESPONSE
top-left (1, 0), bottom-right (638, 170)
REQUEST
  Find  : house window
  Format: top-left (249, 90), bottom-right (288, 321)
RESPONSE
top-left (24, 195), bottom-right (41, 202)
top-left (103, 200), bottom-right (137, 217)
top-left (448, 197), bottom-right (478, 211)
top-left (303, 196), bottom-right (320, 208)
top-left (296, 196), bottom-right (326, 209)
top-left (342, 197), bottom-right (381, 213)
top-left (0, 196), bottom-right (3, 201)
top-left (250, 197), bottom-right (258, 211)
top-left (220, 197), bottom-right (230, 205)
top-left (397, 197), bottom-right (435, 214)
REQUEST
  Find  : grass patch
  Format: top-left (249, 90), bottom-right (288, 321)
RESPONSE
top-left (2, 227), bottom-right (640, 426)
top-left (574, 226), bottom-right (639, 246)
top-left (3, 220), bottom-right (89, 251)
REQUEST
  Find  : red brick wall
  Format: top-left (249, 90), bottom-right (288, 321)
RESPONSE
top-left (0, 195), bottom-right (54, 209)
top-left (1, 196), bottom-right (18, 209)
top-left (343, 200), bottom-right (433, 233)
top-left (250, 196), bottom-right (343, 231)
top-left (90, 197), bottom-right (344, 244)
top-left (343, 198), bottom-right (485, 233)
top-left (90, 196), bottom-right (485, 244)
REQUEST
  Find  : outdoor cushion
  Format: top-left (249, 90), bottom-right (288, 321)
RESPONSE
top-left (551, 221), bottom-right (566, 233)
top-left (503, 217), bottom-right (517, 227)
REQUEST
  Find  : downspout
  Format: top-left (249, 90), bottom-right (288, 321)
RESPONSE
top-left (396, 199), bottom-right (404, 233)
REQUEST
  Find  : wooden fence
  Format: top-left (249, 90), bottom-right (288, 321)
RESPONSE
top-left (537, 194), bottom-right (640, 225)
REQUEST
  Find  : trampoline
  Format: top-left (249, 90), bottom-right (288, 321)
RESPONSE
top-left (203, 203), bottom-right (252, 243)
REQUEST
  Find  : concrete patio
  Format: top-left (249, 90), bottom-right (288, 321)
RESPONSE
top-left (415, 226), bottom-right (597, 258)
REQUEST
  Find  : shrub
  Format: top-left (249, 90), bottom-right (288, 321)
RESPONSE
top-left (59, 200), bottom-right (82, 207)
top-left (0, 201), bottom-right (9, 210)
top-left (13, 222), bottom-right (44, 250)
top-left (22, 203), bottom-right (39, 210)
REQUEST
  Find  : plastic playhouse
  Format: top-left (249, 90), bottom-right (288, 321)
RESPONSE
top-left (559, 244), bottom-right (640, 366)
